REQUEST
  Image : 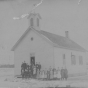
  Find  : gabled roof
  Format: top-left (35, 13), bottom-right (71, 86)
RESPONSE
top-left (27, 13), bottom-right (42, 19)
top-left (37, 30), bottom-right (86, 52)
top-left (11, 27), bottom-right (87, 52)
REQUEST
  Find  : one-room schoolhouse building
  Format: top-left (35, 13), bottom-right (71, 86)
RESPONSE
top-left (11, 12), bottom-right (87, 77)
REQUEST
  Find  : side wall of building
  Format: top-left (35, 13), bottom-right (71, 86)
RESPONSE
top-left (54, 47), bottom-right (87, 76)
top-left (14, 30), bottom-right (54, 76)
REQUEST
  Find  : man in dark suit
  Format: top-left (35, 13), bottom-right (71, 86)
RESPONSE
top-left (35, 62), bottom-right (39, 77)
top-left (61, 67), bottom-right (64, 80)
top-left (21, 61), bottom-right (27, 78)
top-left (38, 62), bottom-right (41, 74)
top-left (64, 68), bottom-right (68, 80)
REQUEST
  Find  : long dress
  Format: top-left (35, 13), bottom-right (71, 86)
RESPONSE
top-left (61, 69), bottom-right (64, 80)
top-left (42, 70), bottom-right (45, 79)
top-left (64, 69), bottom-right (68, 80)
top-left (54, 70), bottom-right (57, 79)
top-left (50, 69), bottom-right (53, 79)
top-left (43, 69), bottom-right (47, 79)
top-left (33, 66), bottom-right (36, 78)
top-left (40, 70), bottom-right (42, 78)
top-left (57, 70), bottom-right (61, 80)
top-left (36, 69), bottom-right (39, 78)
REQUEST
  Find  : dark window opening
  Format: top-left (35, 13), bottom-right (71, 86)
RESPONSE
top-left (71, 53), bottom-right (76, 65)
top-left (79, 56), bottom-right (83, 65)
top-left (30, 53), bottom-right (35, 66)
top-left (31, 37), bottom-right (33, 41)
top-left (30, 18), bottom-right (33, 26)
top-left (37, 18), bottom-right (39, 27)
top-left (63, 54), bottom-right (66, 65)
top-left (30, 56), bottom-right (35, 66)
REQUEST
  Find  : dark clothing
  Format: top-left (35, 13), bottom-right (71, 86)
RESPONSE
top-left (27, 65), bottom-right (30, 77)
top-left (64, 68), bottom-right (68, 80)
top-left (61, 68), bottom-right (68, 80)
top-left (21, 62), bottom-right (29, 78)
top-left (36, 64), bottom-right (39, 74)
top-left (61, 68), bottom-right (64, 80)
top-left (30, 65), bottom-right (33, 77)
top-left (36, 64), bottom-right (39, 69)
top-left (38, 64), bottom-right (41, 74)
top-left (21, 62), bottom-right (27, 72)
top-left (23, 63), bottom-right (27, 69)
top-left (47, 70), bottom-right (50, 80)
top-left (39, 64), bottom-right (41, 70)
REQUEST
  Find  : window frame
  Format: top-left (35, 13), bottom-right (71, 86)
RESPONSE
top-left (37, 18), bottom-right (39, 27)
top-left (71, 53), bottom-right (76, 65)
top-left (30, 18), bottom-right (33, 26)
top-left (63, 54), bottom-right (66, 65)
top-left (79, 56), bottom-right (83, 65)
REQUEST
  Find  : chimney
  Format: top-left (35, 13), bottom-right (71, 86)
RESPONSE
top-left (65, 31), bottom-right (69, 38)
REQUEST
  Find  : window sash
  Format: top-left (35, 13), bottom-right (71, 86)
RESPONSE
top-left (30, 18), bottom-right (33, 26)
top-left (63, 54), bottom-right (65, 65)
top-left (71, 55), bottom-right (76, 65)
top-left (79, 56), bottom-right (83, 65)
top-left (37, 18), bottom-right (39, 26)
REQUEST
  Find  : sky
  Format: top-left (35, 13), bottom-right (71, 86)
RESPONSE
top-left (0, 0), bottom-right (88, 64)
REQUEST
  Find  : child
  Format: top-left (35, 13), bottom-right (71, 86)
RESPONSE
top-left (57, 67), bottom-right (61, 80)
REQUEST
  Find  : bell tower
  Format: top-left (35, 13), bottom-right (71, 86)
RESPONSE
top-left (27, 12), bottom-right (42, 31)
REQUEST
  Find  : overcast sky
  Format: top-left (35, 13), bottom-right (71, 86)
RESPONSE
top-left (0, 0), bottom-right (88, 64)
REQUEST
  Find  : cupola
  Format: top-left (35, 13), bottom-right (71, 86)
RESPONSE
top-left (27, 12), bottom-right (42, 30)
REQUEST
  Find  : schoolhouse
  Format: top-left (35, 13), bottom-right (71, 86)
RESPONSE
top-left (11, 12), bottom-right (87, 77)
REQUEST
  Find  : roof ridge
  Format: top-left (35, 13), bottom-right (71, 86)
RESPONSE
top-left (11, 27), bottom-right (87, 52)
top-left (40, 30), bottom-right (67, 38)
top-left (36, 30), bottom-right (86, 52)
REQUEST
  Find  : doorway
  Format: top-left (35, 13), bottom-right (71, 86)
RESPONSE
top-left (30, 56), bottom-right (35, 65)
top-left (30, 53), bottom-right (35, 66)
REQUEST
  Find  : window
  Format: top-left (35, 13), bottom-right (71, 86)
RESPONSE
top-left (79, 56), bottom-right (83, 65)
top-left (63, 54), bottom-right (66, 65)
top-left (37, 18), bottom-right (39, 26)
top-left (71, 54), bottom-right (76, 65)
top-left (30, 18), bottom-right (33, 26)
top-left (31, 37), bottom-right (33, 41)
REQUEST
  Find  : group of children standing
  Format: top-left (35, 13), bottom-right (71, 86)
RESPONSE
top-left (39, 67), bottom-right (68, 80)
top-left (21, 61), bottom-right (68, 80)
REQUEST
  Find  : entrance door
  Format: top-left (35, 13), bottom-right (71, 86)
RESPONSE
top-left (30, 53), bottom-right (35, 66)
top-left (30, 56), bottom-right (35, 66)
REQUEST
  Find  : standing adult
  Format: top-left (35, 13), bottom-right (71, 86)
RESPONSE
top-left (52, 68), bottom-right (54, 79)
top-left (30, 64), bottom-right (33, 77)
top-left (39, 62), bottom-right (41, 74)
top-left (54, 68), bottom-right (57, 80)
top-left (35, 62), bottom-right (39, 77)
top-left (61, 67), bottom-right (64, 80)
top-left (64, 68), bottom-right (68, 80)
top-left (47, 70), bottom-right (50, 80)
top-left (21, 62), bottom-right (23, 74)
top-left (33, 65), bottom-right (36, 78)
top-left (23, 61), bottom-right (27, 72)
top-left (49, 66), bottom-right (52, 80)
top-left (44, 68), bottom-right (47, 80)
top-left (57, 67), bottom-right (61, 80)
top-left (21, 62), bottom-right (24, 78)
top-left (27, 64), bottom-right (30, 78)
